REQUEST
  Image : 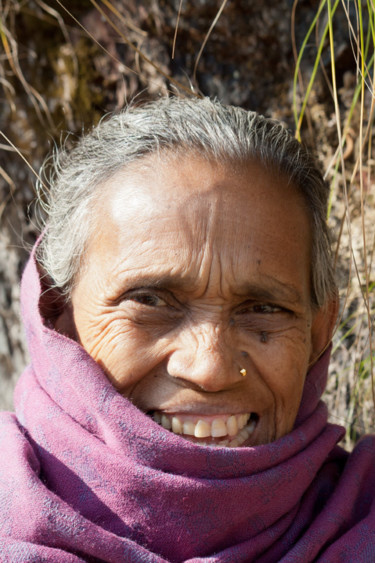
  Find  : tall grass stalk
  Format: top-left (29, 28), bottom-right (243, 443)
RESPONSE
top-left (293, 0), bottom-right (375, 446)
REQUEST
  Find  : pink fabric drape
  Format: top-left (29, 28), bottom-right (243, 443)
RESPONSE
top-left (0, 249), bottom-right (374, 562)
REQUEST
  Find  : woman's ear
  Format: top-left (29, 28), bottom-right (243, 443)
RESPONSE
top-left (310, 294), bottom-right (339, 365)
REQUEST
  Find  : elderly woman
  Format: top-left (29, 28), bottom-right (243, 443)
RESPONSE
top-left (0, 97), bottom-right (374, 562)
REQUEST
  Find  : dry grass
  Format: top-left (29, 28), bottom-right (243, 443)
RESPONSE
top-left (291, 0), bottom-right (375, 448)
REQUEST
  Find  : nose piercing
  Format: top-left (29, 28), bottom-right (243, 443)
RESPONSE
top-left (239, 368), bottom-right (247, 377)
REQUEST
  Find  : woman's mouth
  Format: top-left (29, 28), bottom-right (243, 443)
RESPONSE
top-left (151, 411), bottom-right (259, 447)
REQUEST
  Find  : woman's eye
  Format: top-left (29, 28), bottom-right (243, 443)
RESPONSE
top-left (130, 293), bottom-right (167, 307)
top-left (237, 303), bottom-right (283, 315)
top-left (252, 304), bottom-right (282, 314)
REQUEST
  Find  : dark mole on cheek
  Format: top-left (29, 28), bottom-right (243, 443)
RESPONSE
top-left (241, 350), bottom-right (248, 358)
top-left (260, 331), bottom-right (268, 343)
top-left (229, 318), bottom-right (235, 326)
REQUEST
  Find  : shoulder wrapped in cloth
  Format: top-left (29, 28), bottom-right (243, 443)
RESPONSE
top-left (1, 251), bottom-right (375, 562)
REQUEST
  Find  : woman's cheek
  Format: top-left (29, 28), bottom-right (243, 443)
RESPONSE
top-left (247, 331), bottom-right (309, 397)
top-left (245, 324), bottom-right (310, 359)
top-left (90, 320), bottom-right (168, 389)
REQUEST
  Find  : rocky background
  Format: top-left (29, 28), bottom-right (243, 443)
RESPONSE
top-left (0, 0), bottom-right (374, 449)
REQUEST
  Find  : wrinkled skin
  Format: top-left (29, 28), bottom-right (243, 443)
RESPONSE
top-left (56, 154), bottom-right (337, 446)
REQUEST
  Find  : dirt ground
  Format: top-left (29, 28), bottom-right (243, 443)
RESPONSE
top-left (0, 0), bottom-right (374, 448)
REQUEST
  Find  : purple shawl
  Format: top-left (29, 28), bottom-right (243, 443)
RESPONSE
top-left (0, 250), bottom-right (375, 562)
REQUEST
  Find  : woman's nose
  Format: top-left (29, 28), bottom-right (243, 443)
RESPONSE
top-left (167, 322), bottom-right (240, 392)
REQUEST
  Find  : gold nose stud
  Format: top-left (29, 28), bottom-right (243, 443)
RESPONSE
top-left (239, 368), bottom-right (247, 377)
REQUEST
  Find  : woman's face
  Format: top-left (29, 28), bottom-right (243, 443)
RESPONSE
top-left (61, 154), bottom-right (333, 447)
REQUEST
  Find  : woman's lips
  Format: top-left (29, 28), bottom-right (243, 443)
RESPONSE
top-left (152, 411), bottom-right (258, 447)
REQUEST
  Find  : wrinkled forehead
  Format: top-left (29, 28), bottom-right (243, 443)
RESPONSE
top-left (94, 151), bottom-right (308, 229)
top-left (87, 153), bottom-right (312, 289)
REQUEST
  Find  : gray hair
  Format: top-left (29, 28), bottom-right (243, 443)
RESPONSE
top-left (37, 96), bottom-right (335, 307)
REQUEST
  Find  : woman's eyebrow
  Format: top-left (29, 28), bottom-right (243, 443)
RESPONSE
top-left (120, 271), bottom-right (303, 303)
top-left (237, 280), bottom-right (304, 304)
top-left (119, 271), bottom-right (197, 291)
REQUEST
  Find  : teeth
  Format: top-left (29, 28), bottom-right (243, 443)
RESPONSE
top-left (238, 414), bottom-right (250, 429)
top-left (154, 412), bottom-right (256, 446)
top-left (219, 439), bottom-right (229, 447)
top-left (247, 420), bottom-right (256, 433)
top-left (182, 421), bottom-right (195, 436)
top-left (194, 420), bottom-right (211, 438)
top-left (153, 412), bottom-right (162, 423)
top-left (171, 417), bottom-right (182, 434)
top-left (227, 415), bottom-right (238, 436)
top-left (161, 415), bottom-right (172, 430)
top-left (211, 419), bottom-right (227, 438)
top-left (239, 429), bottom-right (249, 440)
top-left (230, 438), bottom-right (240, 448)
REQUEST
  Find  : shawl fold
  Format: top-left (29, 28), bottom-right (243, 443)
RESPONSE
top-left (0, 249), bottom-right (375, 562)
